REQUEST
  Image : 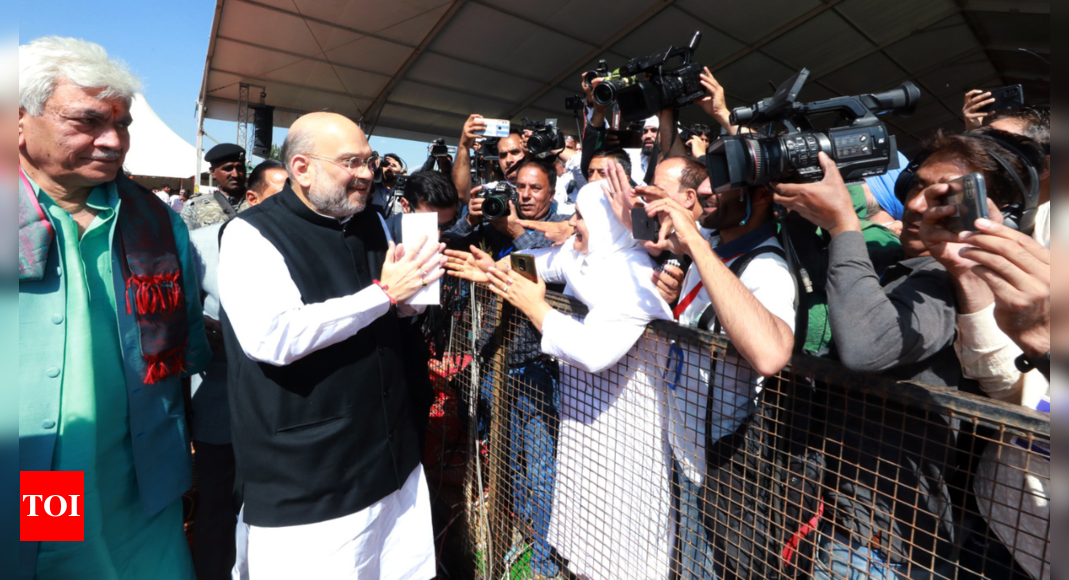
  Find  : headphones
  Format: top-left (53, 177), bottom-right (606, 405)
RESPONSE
top-left (894, 132), bottom-right (1041, 235)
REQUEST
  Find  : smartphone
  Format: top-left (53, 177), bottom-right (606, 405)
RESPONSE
top-left (475, 119), bottom-right (511, 139)
top-left (979, 85), bottom-right (1025, 114)
top-left (939, 173), bottom-right (990, 233)
top-left (510, 253), bottom-right (538, 283)
top-left (631, 207), bottom-right (661, 242)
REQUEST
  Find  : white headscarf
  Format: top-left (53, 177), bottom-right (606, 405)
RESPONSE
top-left (556, 183), bottom-right (673, 323)
top-left (644, 115), bottom-right (660, 130)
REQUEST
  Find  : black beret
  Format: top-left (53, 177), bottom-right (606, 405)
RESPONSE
top-left (206, 144), bottom-right (246, 166)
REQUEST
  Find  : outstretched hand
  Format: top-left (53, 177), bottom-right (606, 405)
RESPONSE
top-left (444, 246), bottom-right (497, 283)
top-left (486, 268), bottom-right (550, 329)
top-left (603, 161), bottom-right (638, 232)
top-left (380, 236), bottom-right (447, 304)
top-left (517, 219), bottom-right (575, 246)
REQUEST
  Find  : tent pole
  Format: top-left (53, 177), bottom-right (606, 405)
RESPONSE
top-left (195, 99), bottom-right (206, 195)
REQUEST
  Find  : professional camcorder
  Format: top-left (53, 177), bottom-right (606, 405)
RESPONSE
top-left (590, 32), bottom-right (706, 123)
top-left (478, 181), bottom-right (518, 221)
top-left (706, 68), bottom-right (921, 193)
top-left (523, 118), bottom-right (566, 156)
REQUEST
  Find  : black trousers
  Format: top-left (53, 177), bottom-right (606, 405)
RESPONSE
top-left (192, 441), bottom-right (238, 580)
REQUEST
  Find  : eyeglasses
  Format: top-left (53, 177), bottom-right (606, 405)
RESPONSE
top-left (303, 153), bottom-right (380, 173)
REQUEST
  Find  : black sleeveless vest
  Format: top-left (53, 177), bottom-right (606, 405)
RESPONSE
top-left (222, 185), bottom-right (421, 528)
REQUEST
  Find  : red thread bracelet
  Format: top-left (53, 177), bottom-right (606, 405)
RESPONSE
top-left (373, 280), bottom-right (398, 306)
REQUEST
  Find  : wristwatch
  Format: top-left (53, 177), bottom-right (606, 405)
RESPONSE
top-left (1015, 351), bottom-right (1051, 376)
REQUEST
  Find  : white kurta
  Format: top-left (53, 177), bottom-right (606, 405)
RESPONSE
top-left (526, 183), bottom-right (677, 580)
top-left (543, 321), bottom-right (674, 580)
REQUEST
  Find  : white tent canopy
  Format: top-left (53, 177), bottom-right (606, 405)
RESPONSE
top-left (196, 0), bottom-right (1049, 155)
top-left (125, 93), bottom-right (207, 180)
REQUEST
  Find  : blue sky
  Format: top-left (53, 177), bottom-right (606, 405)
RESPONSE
top-left (20, 0), bottom-right (436, 170)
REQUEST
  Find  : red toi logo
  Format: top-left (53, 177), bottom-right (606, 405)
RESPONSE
top-left (20, 472), bottom-right (85, 542)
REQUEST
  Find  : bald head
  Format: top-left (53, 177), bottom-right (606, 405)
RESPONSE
top-left (280, 112), bottom-right (375, 218)
top-left (654, 157), bottom-right (706, 205)
top-left (281, 113), bottom-right (370, 175)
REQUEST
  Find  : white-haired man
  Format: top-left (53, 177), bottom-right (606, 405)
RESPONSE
top-left (18, 37), bottom-right (211, 580)
top-left (217, 112), bottom-right (444, 579)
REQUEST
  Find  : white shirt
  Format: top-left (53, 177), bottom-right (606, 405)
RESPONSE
top-left (1033, 200), bottom-right (1050, 248)
top-left (553, 171), bottom-right (576, 216)
top-left (954, 304), bottom-right (1049, 406)
top-left (217, 218), bottom-right (395, 367)
top-left (155, 191), bottom-right (171, 204)
top-left (669, 235), bottom-right (797, 484)
top-left (628, 149), bottom-right (649, 185)
top-left (169, 196), bottom-right (186, 214)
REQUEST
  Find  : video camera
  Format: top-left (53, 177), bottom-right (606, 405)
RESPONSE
top-left (706, 68), bottom-right (921, 193)
top-left (471, 138), bottom-right (500, 186)
top-left (477, 181), bottom-right (518, 221)
top-left (429, 138), bottom-right (456, 159)
top-left (523, 118), bottom-right (566, 157)
top-left (589, 32), bottom-right (706, 123)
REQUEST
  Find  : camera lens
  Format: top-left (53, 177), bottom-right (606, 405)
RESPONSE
top-left (482, 197), bottom-right (506, 220)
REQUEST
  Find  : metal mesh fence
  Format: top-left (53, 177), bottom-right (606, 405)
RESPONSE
top-left (426, 283), bottom-right (1050, 580)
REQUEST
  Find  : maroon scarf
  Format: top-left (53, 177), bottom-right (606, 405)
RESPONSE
top-left (19, 168), bottom-right (189, 384)
top-left (114, 177), bottom-right (191, 384)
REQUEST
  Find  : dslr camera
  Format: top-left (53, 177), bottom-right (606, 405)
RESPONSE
top-left (477, 181), bottom-right (518, 222)
top-left (707, 68), bottom-right (921, 192)
top-left (523, 118), bottom-right (567, 157)
top-left (592, 32), bottom-right (706, 122)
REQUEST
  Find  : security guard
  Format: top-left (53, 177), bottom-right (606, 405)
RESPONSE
top-left (182, 143), bottom-right (249, 231)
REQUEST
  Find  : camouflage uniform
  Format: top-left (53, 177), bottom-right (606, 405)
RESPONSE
top-left (180, 192), bottom-right (248, 231)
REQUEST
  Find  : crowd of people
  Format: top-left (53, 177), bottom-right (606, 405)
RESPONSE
top-left (18, 33), bottom-right (1052, 580)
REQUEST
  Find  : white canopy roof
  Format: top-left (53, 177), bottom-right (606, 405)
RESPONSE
top-left (196, 0), bottom-right (1049, 155)
top-left (125, 94), bottom-right (207, 180)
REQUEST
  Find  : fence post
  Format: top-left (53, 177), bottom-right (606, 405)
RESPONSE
top-left (485, 299), bottom-right (511, 578)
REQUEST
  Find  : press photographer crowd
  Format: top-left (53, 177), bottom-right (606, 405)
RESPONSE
top-left (18, 27), bottom-right (1053, 580)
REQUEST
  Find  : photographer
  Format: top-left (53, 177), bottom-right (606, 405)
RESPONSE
top-left (916, 128), bottom-right (1049, 404)
top-left (369, 152), bottom-right (405, 216)
top-left (444, 157), bottom-right (569, 257)
top-left (916, 129), bottom-right (1050, 580)
top-left (772, 126), bottom-right (1041, 577)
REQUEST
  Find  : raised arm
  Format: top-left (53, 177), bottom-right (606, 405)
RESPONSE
top-left (453, 114), bottom-right (486, 205)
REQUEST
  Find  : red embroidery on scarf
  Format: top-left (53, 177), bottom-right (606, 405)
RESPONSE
top-left (124, 273), bottom-right (184, 316)
top-left (143, 342), bottom-right (189, 385)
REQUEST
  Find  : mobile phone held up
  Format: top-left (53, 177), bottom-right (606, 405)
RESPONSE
top-left (980, 85), bottom-right (1025, 114)
top-left (939, 173), bottom-right (990, 233)
top-left (631, 207), bottom-right (661, 242)
top-left (510, 253), bottom-right (538, 283)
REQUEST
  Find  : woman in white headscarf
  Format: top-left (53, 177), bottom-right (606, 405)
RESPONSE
top-left (446, 182), bottom-right (676, 580)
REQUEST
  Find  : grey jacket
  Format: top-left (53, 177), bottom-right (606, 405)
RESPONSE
top-left (827, 231), bottom-right (961, 387)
